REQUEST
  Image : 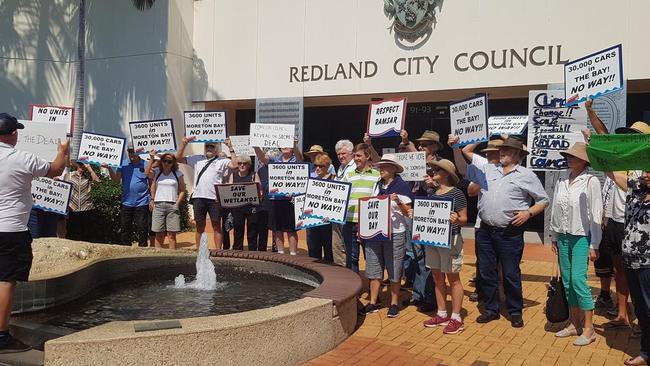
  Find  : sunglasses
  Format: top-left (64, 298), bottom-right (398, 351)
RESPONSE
top-left (426, 167), bottom-right (441, 176)
top-left (162, 159), bottom-right (174, 164)
top-left (238, 162), bottom-right (249, 166)
top-left (205, 145), bottom-right (216, 149)
top-left (419, 142), bottom-right (434, 147)
top-left (314, 164), bottom-right (327, 168)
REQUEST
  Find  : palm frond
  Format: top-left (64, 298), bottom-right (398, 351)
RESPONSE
top-left (131, 0), bottom-right (156, 11)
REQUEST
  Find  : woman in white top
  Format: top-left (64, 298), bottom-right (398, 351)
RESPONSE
top-left (146, 150), bottom-right (186, 249)
top-left (550, 142), bottom-right (602, 346)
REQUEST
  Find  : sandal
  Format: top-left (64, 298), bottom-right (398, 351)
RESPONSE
top-left (573, 328), bottom-right (596, 346)
top-left (631, 325), bottom-right (643, 339)
top-left (604, 319), bottom-right (630, 329)
top-left (555, 327), bottom-right (579, 338)
top-left (624, 356), bottom-right (648, 366)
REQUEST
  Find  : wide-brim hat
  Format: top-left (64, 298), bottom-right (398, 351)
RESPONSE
top-left (428, 159), bottom-right (460, 185)
top-left (481, 138), bottom-right (504, 153)
top-left (615, 121), bottom-right (650, 134)
top-left (497, 137), bottom-right (529, 156)
top-left (304, 144), bottom-right (325, 156)
top-left (415, 130), bottom-right (443, 149)
top-left (374, 154), bottom-right (404, 174)
top-left (560, 142), bottom-right (590, 164)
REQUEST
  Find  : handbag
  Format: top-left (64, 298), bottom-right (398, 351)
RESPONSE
top-left (545, 261), bottom-right (569, 323)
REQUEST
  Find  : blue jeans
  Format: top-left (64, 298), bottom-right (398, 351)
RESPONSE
top-left (626, 267), bottom-right (650, 362)
top-left (306, 224), bottom-right (333, 262)
top-left (408, 242), bottom-right (436, 305)
top-left (342, 222), bottom-right (362, 273)
top-left (476, 226), bottom-right (524, 317)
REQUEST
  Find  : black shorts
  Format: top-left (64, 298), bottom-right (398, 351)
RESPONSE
top-left (269, 200), bottom-right (296, 233)
top-left (0, 231), bottom-right (33, 282)
top-left (602, 219), bottom-right (625, 256)
top-left (192, 198), bottom-right (220, 223)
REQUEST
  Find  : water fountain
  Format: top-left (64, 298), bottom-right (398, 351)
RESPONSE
top-left (174, 233), bottom-right (217, 290)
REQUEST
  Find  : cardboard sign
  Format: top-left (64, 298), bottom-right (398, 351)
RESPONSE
top-left (527, 90), bottom-right (588, 171)
top-left (129, 119), bottom-right (177, 155)
top-left (587, 134), bottom-right (650, 171)
top-left (30, 104), bottom-right (74, 136)
top-left (229, 135), bottom-right (256, 157)
top-left (564, 44), bottom-right (623, 106)
top-left (268, 163), bottom-right (309, 199)
top-left (31, 177), bottom-right (72, 215)
top-left (77, 132), bottom-right (126, 168)
top-left (184, 111), bottom-right (227, 142)
top-left (393, 152), bottom-right (427, 181)
top-left (302, 178), bottom-right (351, 224)
top-left (488, 116), bottom-right (529, 136)
top-left (367, 98), bottom-right (407, 138)
top-left (15, 121), bottom-right (67, 161)
top-left (358, 196), bottom-right (391, 241)
top-left (249, 123), bottom-right (295, 148)
top-left (411, 198), bottom-right (453, 248)
top-left (450, 94), bottom-right (489, 146)
top-left (294, 194), bottom-right (327, 230)
top-left (215, 182), bottom-right (261, 208)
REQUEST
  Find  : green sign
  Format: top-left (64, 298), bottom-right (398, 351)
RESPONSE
top-left (587, 134), bottom-right (650, 171)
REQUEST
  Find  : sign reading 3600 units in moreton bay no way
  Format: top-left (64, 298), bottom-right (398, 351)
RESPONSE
top-left (184, 111), bottom-right (227, 143)
top-left (129, 119), bottom-right (177, 155)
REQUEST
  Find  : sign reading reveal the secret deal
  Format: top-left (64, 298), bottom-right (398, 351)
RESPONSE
top-left (184, 111), bottom-right (227, 143)
top-left (302, 178), bottom-right (351, 224)
top-left (367, 98), bottom-right (407, 138)
top-left (394, 152), bottom-right (427, 181)
top-left (450, 94), bottom-right (489, 146)
top-left (411, 198), bottom-right (453, 248)
top-left (249, 123), bottom-right (295, 148)
top-left (31, 177), bottom-right (72, 215)
top-left (129, 119), bottom-right (177, 155)
top-left (30, 104), bottom-right (74, 136)
top-left (564, 44), bottom-right (623, 107)
top-left (77, 132), bottom-right (126, 168)
top-left (215, 182), bottom-right (260, 208)
top-left (358, 196), bottom-right (391, 241)
top-left (268, 163), bottom-right (309, 199)
top-left (294, 194), bottom-right (326, 230)
top-left (15, 121), bottom-right (67, 161)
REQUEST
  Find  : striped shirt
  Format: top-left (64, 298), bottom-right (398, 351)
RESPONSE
top-left (65, 171), bottom-right (94, 212)
top-left (342, 166), bottom-right (380, 223)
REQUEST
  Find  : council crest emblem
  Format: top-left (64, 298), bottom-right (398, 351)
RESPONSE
top-left (384, 0), bottom-right (442, 46)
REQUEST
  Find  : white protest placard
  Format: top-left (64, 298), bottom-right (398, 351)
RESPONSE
top-left (527, 90), bottom-right (588, 171)
top-left (268, 163), bottom-right (309, 199)
top-left (411, 198), bottom-right (453, 248)
top-left (450, 94), bottom-right (489, 146)
top-left (293, 194), bottom-right (326, 230)
top-left (488, 116), bottom-right (529, 136)
top-left (77, 132), bottom-right (126, 168)
top-left (129, 119), bottom-right (177, 155)
top-left (15, 121), bottom-right (67, 161)
top-left (393, 152), bottom-right (426, 181)
top-left (249, 123), bottom-right (294, 148)
top-left (229, 135), bottom-right (256, 157)
top-left (184, 111), bottom-right (227, 143)
top-left (564, 44), bottom-right (623, 107)
top-left (358, 196), bottom-right (391, 241)
top-left (367, 98), bottom-right (406, 138)
top-left (215, 182), bottom-right (260, 208)
top-left (303, 178), bottom-right (351, 224)
top-left (30, 104), bottom-right (74, 136)
top-left (31, 177), bottom-right (72, 215)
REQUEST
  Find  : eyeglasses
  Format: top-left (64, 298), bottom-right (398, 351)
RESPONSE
top-left (426, 167), bottom-right (441, 176)
top-left (238, 162), bottom-right (249, 166)
top-left (314, 164), bottom-right (327, 169)
top-left (162, 159), bottom-right (174, 164)
top-left (419, 142), bottom-right (434, 147)
top-left (205, 145), bottom-right (216, 149)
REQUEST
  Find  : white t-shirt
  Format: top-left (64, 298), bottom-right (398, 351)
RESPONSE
top-left (603, 176), bottom-right (627, 223)
top-left (153, 169), bottom-right (184, 202)
top-left (186, 155), bottom-right (231, 199)
top-left (0, 142), bottom-right (50, 231)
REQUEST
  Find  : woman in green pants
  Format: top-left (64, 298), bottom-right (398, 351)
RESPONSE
top-left (550, 142), bottom-right (603, 346)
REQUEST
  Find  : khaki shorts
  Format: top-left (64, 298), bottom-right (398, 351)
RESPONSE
top-left (425, 234), bottom-right (463, 273)
top-left (151, 202), bottom-right (181, 233)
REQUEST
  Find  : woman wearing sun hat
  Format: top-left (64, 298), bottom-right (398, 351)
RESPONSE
top-left (550, 142), bottom-right (602, 346)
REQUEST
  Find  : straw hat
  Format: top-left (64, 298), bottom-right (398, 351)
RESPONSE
top-left (560, 142), bottom-right (590, 164)
top-left (481, 138), bottom-right (504, 153)
top-left (415, 130), bottom-right (443, 149)
top-left (304, 144), bottom-right (325, 157)
top-left (374, 154), bottom-right (404, 174)
top-left (428, 159), bottom-right (460, 185)
top-left (615, 121), bottom-right (650, 134)
top-left (498, 137), bottom-right (529, 156)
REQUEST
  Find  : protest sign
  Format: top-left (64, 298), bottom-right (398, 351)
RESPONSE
top-left (31, 177), bottom-right (72, 215)
top-left (293, 194), bottom-right (327, 230)
top-left (527, 90), bottom-right (588, 171)
top-left (358, 196), bottom-right (391, 241)
top-left (215, 182), bottom-right (261, 208)
top-left (564, 44), bottom-right (623, 107)
top-left (268, 163), bottom-right (309, 199)
top-left (184, 111), bottom-right (227, 142)
top-left (229, 135), bottom-right (256, 157)
top-left (450, 94), bottom-right (489, 146)
top-left (302, 178), bottom-right (351, 224)
top-left (77, 132), bottom-right (126, 168)
top-left (488, 116), bottom-right (529, 136)
top-left (411, 198), bottom-right (453, 248)
top-left (129, 119), bottom-right (177, 155)
top-left (30, 104), bottom-right (74, 136)
top-left (587, 134), bottom-right (650, 171)
top-left (15, 121), bottom-right (67, 161)
top-left (249, 123), bottom-right (295, 148)
top-left (394, 152), bottom-right (426, 181)
top-left (367, 98), bottom-right (407, 138)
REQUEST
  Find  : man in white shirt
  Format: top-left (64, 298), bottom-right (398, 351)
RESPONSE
top-left (331, 139), bottom-right (356, 266)
top-left (176, 136), bottom-right (238, 250)
top-left (0, 113), bottom-right (68, 353)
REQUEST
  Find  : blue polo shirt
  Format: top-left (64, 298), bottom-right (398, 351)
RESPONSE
top-left (120, 159), bottom-right (150, 207)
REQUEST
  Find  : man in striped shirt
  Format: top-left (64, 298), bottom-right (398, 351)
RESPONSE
top-left (341, 143), bottom-right (380, 273)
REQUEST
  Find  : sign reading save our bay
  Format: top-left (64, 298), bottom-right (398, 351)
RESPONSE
top-left (268, 163), bottom-right (309, 199)
top-left (358, 196), bottom-right (391, 241)
top-left (31, 177), bottom-right (72, 215)
top-left (215, 182), bottom-right (260, 208)
top-left (449, 94), bottom-right (489, 146)
top-left (411, 198), bottom-right (453, 248)
top-left (183, 111), bottom-right (227, 143)
top-left (367, 98), bottom-right (406, 138)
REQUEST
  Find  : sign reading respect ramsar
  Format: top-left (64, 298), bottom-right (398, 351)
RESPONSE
top-left (358, 196), bottom-right (391, 241)
top-left (367, 98), bottom-right (406, 138)
top-left (268, 163), bottom-right (309, 199)
top-left (450, 94), bottom-right (488, 146)
top-left (215, 182), bottom-right (260, 208)
top-left (129, 119), bottom-right (177, 155)
top-left (294, 194), bottom-right (326, 230)
top-left (302, 178), bottom-right (351, 224)
top-left (564, 44), bottom-right (623, 107)
top-left (184, 111), bottom-right (227, 142)
top-left (31, 177), bottom-right (72, 215)
top-left (249, 123), bottom-right (295, 148)
top-left (411, 198), bottom-right (453, 248)
top-left (587, 134), bottom-right (650, 171)
top-left (77, 132), bottom-right (126, 168)
top-left (30, 104), bottom-right (74, 136)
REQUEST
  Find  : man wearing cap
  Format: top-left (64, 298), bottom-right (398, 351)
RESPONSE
top-left (465, 137), bottom-right (549, 327)
top-left (0, 113), bottom-right (69, 353)
top-left (304, 144), bottom-right (336, 177)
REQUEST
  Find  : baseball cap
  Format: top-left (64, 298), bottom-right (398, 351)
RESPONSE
top-left (0, 113), bottom-right (24, 135)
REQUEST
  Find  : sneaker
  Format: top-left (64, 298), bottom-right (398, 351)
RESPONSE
top-left (423, 314), bottom-right (450, 328)
top-left (594, 294), bottom-right (614, 308)
top-left (359, 303), bottom-right (380, 315)
top-left (387, 305), bottom-right (399, 318)
top-left (0, 336), bottom-right (31, 354)
top-left (443, 318), bottom-right (465, 335)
